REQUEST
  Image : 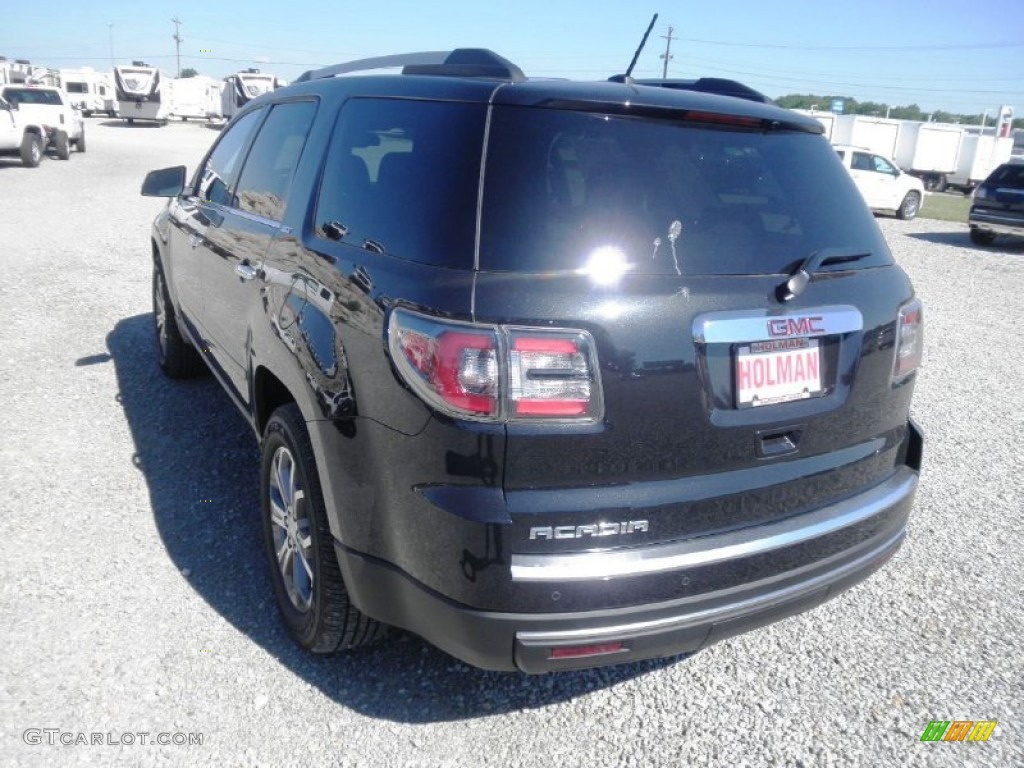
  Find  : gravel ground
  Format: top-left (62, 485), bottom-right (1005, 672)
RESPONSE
top-left (0, 120), bottom-right (1021, 767)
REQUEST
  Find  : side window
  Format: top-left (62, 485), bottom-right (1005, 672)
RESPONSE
top-left (851, 152), bottom-right (873, 172)
top-left (233, 100), bottom-right (318, 222)
top-left (871, 155), bottom-right (895, 175)
top-left (834, 149), bottom-right (846, 161)
top-left (315, 98), bottom-right (487, 269)
top-left (196, 108), bottom-right (262, 206)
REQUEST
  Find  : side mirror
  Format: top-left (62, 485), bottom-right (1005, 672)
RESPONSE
top-left (141, 166), bottom-right (186, 197)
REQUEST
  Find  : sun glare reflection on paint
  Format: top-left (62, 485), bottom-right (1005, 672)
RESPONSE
top-left (580, 246), bottom-right (631, 286)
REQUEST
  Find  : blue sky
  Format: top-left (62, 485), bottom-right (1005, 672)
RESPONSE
top-left (2, 0), bottom-right (1021, 115)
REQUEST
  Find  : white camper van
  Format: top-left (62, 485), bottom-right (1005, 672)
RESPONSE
top-left (165, 75), bottom-right (222, 121)
top-left (114, 63), bottom-right (167, 124)
top-left (221, 69), bottom-right (280, 119)
top-left (892, 123), bottom-right (964, 192)
top-left (60, 68), bottom-right (116, 117)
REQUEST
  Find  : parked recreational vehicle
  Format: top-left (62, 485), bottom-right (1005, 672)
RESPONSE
top-left (221, 69), bottom-right (281, 118)
top-left (60, 68), bottom-right (116, 116)
top-left (165, 75), bottom-right (222, 121)
top-left (114, 62), bottom-right (166, 124)
top-left (947, 134), bottom-right (1014, 193)
top-left (892, 122), bottom-right (964, 191)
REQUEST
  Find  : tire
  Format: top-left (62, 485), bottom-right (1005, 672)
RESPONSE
top-left (897, 191), bottom-right (921, 220)
top-left (55, 131), bottom-right (70, 160)
top-left (934, 175), bottom-right (947, 194)
top-left (19, 132), bottom-right (43, 167)
top-left (152, 263), bottom-right (204, 378)
top-left (75, 129), bottom-right (86, 153)
top-left (126, 117), bottom-right (134, 125)
top-left (970, 228), bottom-right (996, 246)
top-left (261, 404), bottom-right (387, 654)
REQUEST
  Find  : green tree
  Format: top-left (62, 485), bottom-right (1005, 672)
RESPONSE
top-left (180, 67), bottom-right (198, 78)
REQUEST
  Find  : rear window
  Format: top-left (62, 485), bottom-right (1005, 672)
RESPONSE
top-left (2, 88), bottom-right (63, 106)
top-left (986, 164), bottom-right (1024, 188)
top-left (480, 107), bottom-right (891, 276)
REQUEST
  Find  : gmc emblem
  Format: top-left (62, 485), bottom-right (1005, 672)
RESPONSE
top-left (767, 316), bottom-right (824, 338)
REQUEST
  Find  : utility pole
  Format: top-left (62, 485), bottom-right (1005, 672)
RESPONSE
top-left (171, 17), bottom-right (183, 77)
top-left (660, 25), bottom-right (677, 79)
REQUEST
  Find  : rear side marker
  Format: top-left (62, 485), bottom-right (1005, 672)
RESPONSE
top-left (549, 642), bottom-right (627, 660)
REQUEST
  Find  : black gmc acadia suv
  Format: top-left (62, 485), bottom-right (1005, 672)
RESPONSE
top-left (141, 49), bottom-right (924, 673)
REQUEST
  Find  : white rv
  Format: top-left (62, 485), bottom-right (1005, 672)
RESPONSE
top-left (60, 68), bottom-right (116, 116)
top-left (165, 75), bottom-right (222, 121)
top-left (114, 63), bottom-right (167, 124)
top-left (221, 69), bottom-right (281, 119)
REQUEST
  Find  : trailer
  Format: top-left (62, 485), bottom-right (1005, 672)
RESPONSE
top-left (830, 115), bottom-right (903, 159)
top-left (221, 69), bottom-right (281, 119)
top-left (892, 122), bottom-right (964, 191)
top-left (114, 63), bottom-right (168, 124)
top-left (165, 75), bottom-right (222, 121)
top-left (60, 68), bottom-right (116, 116)
top-left (947, 134), bottom-right (1014, 193)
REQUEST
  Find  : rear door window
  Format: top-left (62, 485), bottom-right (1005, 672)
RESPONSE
top-left (480, 106), bottom-right (891, 276)
top-left (315, 98), bottom-right (487, 269)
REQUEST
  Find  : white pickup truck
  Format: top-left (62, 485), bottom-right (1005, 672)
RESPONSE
top-left (0, 96), bottom-right (47, 167)
top-left (0, 84), bottom-right (85, 159)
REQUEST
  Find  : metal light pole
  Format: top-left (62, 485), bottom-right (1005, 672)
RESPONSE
top-left (108, 24), bottom-right (115, 69)
top-left (981, 109), bottom-right (990, 129)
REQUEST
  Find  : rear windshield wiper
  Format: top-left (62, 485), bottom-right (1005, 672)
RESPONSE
top-left (776, 247), bottom-right (872, 302)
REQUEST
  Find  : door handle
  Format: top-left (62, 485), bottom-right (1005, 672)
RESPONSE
top-left (235, 262), bottom-right (258, 281)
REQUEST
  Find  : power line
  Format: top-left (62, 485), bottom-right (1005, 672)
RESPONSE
top-left (681, 37), bottom-right (1024, 52)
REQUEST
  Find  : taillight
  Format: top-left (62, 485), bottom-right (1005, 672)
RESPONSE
top-left (388, 308), bottom-right (603, 423)
top-left (893, 297), bottom-right (923, 383)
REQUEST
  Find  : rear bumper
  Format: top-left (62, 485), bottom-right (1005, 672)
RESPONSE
top-left (969, 207), bottom-right (1024, 237)
top-left (335, 462), bottom-right (919, 673)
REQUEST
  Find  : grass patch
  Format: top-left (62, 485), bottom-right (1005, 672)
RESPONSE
top-left (920, 192), bottom-right (971, 223)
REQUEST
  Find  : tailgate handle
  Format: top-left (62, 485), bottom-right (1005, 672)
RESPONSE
top-left (758, 427), bottom-right (803, 458)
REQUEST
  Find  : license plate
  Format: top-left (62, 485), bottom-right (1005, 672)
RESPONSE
top-left (736, 338), bottom-right (822, 408)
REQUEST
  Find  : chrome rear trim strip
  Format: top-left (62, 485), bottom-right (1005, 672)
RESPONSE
top-left (510, 469), bottom-right (915, 582)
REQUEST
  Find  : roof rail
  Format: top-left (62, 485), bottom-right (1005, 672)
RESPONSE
top-left (295, 48), bottom-right (525, 83)
top-left (631, 77), bottom-right (770, 104)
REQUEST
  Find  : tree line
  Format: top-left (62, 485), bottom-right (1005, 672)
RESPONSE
top-left (774, 94), bottom-right (1023, 129)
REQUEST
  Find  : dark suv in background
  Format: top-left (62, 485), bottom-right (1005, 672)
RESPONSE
top-left (969, 162), bottom-right (1024, 246)
top-left (141, 49), bottom-right (924, 673)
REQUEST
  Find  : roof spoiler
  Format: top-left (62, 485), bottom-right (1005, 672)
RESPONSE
top-left (295, 48), bottom-right (525, 83)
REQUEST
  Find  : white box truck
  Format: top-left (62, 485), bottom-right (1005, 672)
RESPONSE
top-left (947, 134), bottom-right (1014, 193)
top-left (792, 109), bottom-right (836, 141)
top-left (893, 122), bottom-right (964, 191)
top-left (831, 115), bottom-right (903, 159)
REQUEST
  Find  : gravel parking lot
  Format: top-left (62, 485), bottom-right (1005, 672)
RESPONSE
top-left (1, 119), bottom-right (1021, 767)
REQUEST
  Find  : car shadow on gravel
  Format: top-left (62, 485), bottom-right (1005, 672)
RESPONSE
top-left (105, 313), bottom-right (683, 723)
top-left (905, 231), bottom-right (1024, 252)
